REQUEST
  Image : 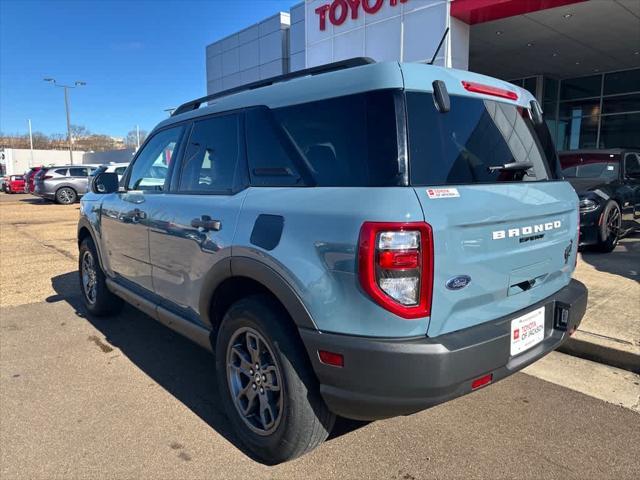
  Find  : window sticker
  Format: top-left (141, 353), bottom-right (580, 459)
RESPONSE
top-left (426, 187), bottom-right (460, 199)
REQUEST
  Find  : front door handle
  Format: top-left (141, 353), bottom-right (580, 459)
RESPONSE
top-left (191, 215), bottom-right (221, 232)
top-left (125, 208), bottom-right (147, 223)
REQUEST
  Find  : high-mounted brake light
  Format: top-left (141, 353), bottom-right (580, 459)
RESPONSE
top-left (462, 81), bottom-right (518, 100)
top-left (358, 222), bottom-right (433, 319)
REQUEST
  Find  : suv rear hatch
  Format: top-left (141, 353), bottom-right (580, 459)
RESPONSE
top-left (405, 79), bottom-right (579, 337)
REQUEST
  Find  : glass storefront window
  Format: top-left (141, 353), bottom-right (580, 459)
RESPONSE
top-left (602, 93), bottom-right (640, 115)
top-left (544, 78), bottom-right (558, 103)
top-left (557, 115), bottom-right (599, 150)
top-left (599, 113), bottom-right (640, 149)
top-left (603, 69), bottom-right (640, 96)
top-left (560, 75), bottom-right (602, 100)
top-left (523, 77), bottom-right (537, 97)
top-left (559, 99), bottom-right (601, 118)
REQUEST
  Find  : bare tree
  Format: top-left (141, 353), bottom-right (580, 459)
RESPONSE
top-left (125, 128), bottom-right (148, 148)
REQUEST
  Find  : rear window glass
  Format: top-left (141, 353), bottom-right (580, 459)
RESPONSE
top-left (271, 90), bottom-right (401, 187)
top-left (407, 93), bottom-right (555, 186)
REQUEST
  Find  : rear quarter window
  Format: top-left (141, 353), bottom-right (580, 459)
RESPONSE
top-left (269, 90), bottom-right (402, 187)
top-left (407, 93), bottom-right (555, 186)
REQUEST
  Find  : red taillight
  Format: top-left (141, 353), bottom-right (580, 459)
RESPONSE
top-left (378, 250), bottom-right (420, 270)
top-left (44, 175), bottom-right (53, 180)
top-left (318, 350), bottom-right (344, 367)
top-left (462, 81), bottom-right (518, 100)
top-left (358, 222), bottom-right (433, 320)
top-left (471, 373), bottom-right (493, 390)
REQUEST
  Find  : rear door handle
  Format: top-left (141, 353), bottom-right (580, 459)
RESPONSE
top-left (191, 215), bottom-right (221, 232)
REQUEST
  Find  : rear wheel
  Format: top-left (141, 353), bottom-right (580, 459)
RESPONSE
top-left (79, 237), bottom-right (123, 316)
top-left (56, 187), bottom-right (77, 204)
top-left (596, 201), bottom-right (621, 253)
top-left (215, 295), bottom-right (335, 464)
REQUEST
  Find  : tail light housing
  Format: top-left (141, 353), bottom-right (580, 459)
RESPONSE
top-left (358, 222), bottom-right (433, 319)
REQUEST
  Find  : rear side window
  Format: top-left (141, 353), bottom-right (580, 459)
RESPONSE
top-left (178, 114), bottom-right (243, 193)
top-left (271, 90), bottom-right (401, 186)
top-left (54, 169), bottom-right (68, 176)
top-left (69, 167), bottom-right (88, 177)
top-left (246, 107), bottom-right (304, 187)
top-left (407, 93), bottom-right (554, 185)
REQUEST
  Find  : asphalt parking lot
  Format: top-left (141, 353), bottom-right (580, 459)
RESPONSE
top-left (1, 193), bottom-right (639, 479)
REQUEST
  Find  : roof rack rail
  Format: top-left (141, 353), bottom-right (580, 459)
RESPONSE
top-left (171, 57), bottom-right (376, 117)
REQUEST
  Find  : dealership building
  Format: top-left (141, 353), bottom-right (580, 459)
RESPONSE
top-left (206, 0), bottom-right (640, 150)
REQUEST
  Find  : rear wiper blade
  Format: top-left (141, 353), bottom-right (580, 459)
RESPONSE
top-left (488, 162), bottom-right (533, 172)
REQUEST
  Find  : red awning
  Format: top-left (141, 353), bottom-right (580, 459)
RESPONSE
top-left (450, 0), bottom-right (587, 25)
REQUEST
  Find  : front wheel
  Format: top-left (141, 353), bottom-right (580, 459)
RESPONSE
top-left (79, 237), bottom-right (123, 316)
top-left (215, 295), bottom-right (335, 464)
top-left (596, 201), bottom-right (621, 253)
top-left (56, 187), bottom-right (77, 204)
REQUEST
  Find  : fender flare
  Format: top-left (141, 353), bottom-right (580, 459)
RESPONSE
top-left (198, 256), bottom-right (317, 331)
top-left (77, 217), bottom-right (106, 271)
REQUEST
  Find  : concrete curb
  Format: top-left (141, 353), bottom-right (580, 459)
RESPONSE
top-left (559, 330), bottom-right (640, 374)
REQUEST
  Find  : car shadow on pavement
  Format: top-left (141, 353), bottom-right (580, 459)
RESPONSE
top-left (49, 271), bottom-right (366, 463)
top-left (580, 234), bottom-right (640, 283)
top-left (18, 197), bottom-right (50, 204)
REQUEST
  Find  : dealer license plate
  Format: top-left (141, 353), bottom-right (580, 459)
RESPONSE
top-left (510, 307), bottom-right (545, 356)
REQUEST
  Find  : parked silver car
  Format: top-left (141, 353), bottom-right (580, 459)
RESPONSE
top-left (34, 165), bottom-right (98, 204)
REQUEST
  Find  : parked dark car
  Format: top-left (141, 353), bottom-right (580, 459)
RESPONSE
top-left (559, 149), bottom-right (640, 252)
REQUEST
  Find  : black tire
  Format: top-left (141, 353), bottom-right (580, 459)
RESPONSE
top-left (215, 295), bottom-right (335, 464)
top-left (56, 187), bottom-right (77, 204)
top-left (596, 201), bottom-right (621, 253)
top-left (79, 237), bottom-right (123, 316)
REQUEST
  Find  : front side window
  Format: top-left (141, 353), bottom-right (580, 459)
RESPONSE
top-left (178, 114), bottom-right (242, 193)
top-left (625, 153), bottom-right (640, 177)
top-left (127, 126), bottom-right (183, 191)
top-left (407, 93), bottom-right (555, 185)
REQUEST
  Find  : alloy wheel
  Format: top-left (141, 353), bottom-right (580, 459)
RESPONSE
top-left (605, 205), bottom-right (621, 243)
top-left (81, 250), bottom-right (97, 305)
top-left (226, 327), bottom-right (283, 436)
top-left (58, 188), bottom-right (74, 204)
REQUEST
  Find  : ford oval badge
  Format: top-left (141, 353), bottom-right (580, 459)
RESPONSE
top-left (446, 275), bottom-right (471, 290)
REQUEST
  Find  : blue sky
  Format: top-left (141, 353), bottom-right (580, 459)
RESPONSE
top-left (0, 0), bottom-right (297, 138)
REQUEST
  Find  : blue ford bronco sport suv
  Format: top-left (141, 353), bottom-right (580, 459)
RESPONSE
top-left (78, 58), bottom-right (587, 464)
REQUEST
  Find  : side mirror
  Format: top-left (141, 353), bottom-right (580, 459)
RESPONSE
top-left (91, 172), bottom-right (119, 194)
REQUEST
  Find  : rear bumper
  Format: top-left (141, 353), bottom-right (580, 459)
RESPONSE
top-left (300, 279), bottom-right (587, 420)
top-left (33, 189), bottom-right (55, 200)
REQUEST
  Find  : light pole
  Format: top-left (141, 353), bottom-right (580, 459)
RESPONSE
top-left (44, 78), bottom-right (86, 164)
